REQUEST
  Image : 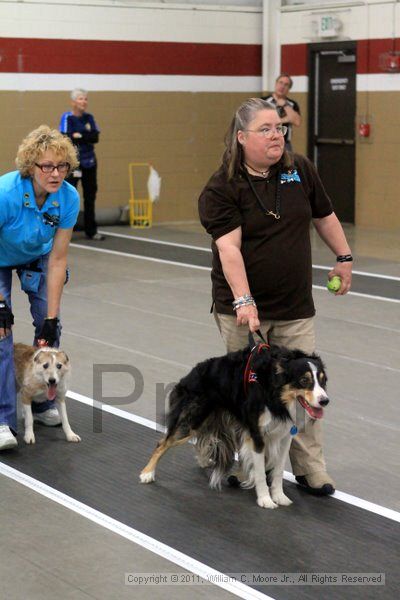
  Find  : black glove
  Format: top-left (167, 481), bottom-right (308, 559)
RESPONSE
top-left (0, 299), bottom-right (14, 331)
top-left (38, 318), bottom-right (59, 347)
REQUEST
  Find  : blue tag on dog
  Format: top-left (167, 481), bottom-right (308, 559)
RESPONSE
top-left (290, 425), bottom-right (298, 436)
top-left (281, 170), bottom-right (301, 184)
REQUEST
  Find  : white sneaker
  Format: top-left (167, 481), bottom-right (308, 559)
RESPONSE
top-left (0, 425), bottom-right (18, 450)
top-left (33, 408), bottom-right (62, 427)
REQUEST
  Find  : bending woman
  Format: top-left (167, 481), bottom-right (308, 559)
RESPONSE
top-left (0, 125), bottom-right (80, 451)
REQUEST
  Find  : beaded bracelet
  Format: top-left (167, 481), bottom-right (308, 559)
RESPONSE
top-left (232, 294), bottom-right (257, 311)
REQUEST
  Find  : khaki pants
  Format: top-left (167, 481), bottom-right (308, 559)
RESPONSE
top-left (214, 312), bottom-right (326, 476)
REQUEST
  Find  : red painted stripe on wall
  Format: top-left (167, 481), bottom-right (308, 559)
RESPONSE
top-left (282, 39), bottom-right (400, 76)
top-left (281, 44), bottom-right (307, 76)
top-left (357, 39), bottom-right (400, 73)
top-left (0, 37), bottom-right (261, 76)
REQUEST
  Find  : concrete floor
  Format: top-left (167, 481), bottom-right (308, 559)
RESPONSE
top-left (1, 221), bottom-right (399, 599)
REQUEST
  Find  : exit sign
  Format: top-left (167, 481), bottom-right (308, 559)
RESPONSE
top-left (318, 15), bottom-right (342, 38)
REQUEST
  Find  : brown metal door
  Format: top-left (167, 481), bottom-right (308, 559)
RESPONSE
top-left (308, 42), bottom-right (356, 223)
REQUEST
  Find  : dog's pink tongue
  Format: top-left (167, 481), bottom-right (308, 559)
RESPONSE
top-left (298, 397), bottom-right (324, 420)
top-left (308, 405), bottom-right (323, 419)
top-left (47, 384), bottom-right (57, 401)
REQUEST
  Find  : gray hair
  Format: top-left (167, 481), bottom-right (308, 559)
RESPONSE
top-left (70, 88), bottom-right (88, 100)
top-left (222, 98), bottom-right (278, 180)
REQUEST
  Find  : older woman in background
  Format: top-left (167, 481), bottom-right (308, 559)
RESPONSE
top-left (0, 125), bottom-right (80, 450)
top-left (199, 98), bottom-right (353, 495)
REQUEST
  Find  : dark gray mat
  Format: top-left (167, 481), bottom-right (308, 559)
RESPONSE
top-left (1, 401), bottom-right (398, 600)
top-left (71, 234), bottom-right (400, 301)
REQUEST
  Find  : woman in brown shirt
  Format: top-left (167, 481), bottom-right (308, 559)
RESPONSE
top-left (199, 98), bottom-right (353, 496)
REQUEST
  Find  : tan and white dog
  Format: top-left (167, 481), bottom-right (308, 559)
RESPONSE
top-left (14, 343), bottom-right (81, 445)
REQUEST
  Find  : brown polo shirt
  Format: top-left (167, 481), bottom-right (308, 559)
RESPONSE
top-left (198, 154), bottom-right (333, 320)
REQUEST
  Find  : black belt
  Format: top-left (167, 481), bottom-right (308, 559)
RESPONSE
top-left (9, 259), bottom-right (42, 271)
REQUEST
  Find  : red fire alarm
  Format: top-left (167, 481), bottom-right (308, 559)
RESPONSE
top-left (359, 122), bottom-right (371, 137)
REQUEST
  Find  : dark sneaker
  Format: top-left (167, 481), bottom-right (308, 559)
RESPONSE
top-left (295, 473), bottom-right (335, 496)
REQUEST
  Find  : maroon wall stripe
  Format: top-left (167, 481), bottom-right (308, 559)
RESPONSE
top-left (357, 38), bottom-right (400, 73)
top-left (2, 37), bottom-right (396, 78)
top-left (0, 37), bottom-right (261, 76)
top-left (282, 38), bottom-right (400, 76)
top-left (281, 43), bottom-right (308, 76)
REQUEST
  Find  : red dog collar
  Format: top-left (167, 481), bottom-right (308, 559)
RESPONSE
top-left (243, 342), bottom-right (270, 396)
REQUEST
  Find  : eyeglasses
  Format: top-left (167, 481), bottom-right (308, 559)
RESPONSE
top-left (35, 162), bottom-right (70, 174)
top-left (245, 126), bottom-right (288, 138)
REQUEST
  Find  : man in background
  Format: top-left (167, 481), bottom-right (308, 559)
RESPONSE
top-left (262, 74), bottom-right (301, 151)
top-left (59, 89), bottom-right (105, 241)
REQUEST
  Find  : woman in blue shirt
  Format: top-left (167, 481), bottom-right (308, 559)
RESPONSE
top-left (0, 125), bottom-right (80, 450)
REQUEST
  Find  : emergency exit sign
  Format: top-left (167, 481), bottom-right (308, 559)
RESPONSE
top-left (318, 15), bottom-right (341, 38)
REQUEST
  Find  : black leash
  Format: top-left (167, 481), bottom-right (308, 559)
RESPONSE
top-left (248, 329), bottom-right (269, 350)
top-left (244, 329), bottom-right (270, 395)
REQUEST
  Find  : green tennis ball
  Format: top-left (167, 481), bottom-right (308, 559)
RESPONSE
top-left (327, 276), bottom-right (341, 293)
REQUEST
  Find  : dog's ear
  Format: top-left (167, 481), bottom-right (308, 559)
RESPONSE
top-left (252, 348), bottom-right (274, 381)
top-left (33, 350), bottom-right (46, 363)
top-left (57, 351), bottom-right (69, 364)
top-left (274, 360), bottom-right (285, 375)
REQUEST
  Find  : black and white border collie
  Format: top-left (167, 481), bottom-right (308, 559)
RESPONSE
top-left (140, 342), bottom-right (329, 509)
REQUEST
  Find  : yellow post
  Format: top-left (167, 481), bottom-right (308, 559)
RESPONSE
top-left (128, 162), bottom-right (153, 228)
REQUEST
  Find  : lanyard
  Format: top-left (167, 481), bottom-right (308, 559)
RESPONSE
top-left (244, 168), bottom-right (281, 220)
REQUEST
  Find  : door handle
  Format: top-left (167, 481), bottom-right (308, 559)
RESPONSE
top-left (316, 138), bottom-right (355, 145)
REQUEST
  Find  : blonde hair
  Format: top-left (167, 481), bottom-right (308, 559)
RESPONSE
top-left (15, 125), bottom-right (79, 177)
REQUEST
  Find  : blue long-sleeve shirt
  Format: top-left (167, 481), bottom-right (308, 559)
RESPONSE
top-left (59, 112), bottom-right (100, 169)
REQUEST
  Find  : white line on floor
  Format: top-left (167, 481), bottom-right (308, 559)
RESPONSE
top-left (96, 231), bottom-right (400, 282)
top-left (312, 264), bottom-right (400, 281)
top-left (67, 390), bottom-right (400, 524)
top-left (97, 230), bottom-right (211, 252)
top-left (313, 285), bottom-right (400, 304)
top-left (70, 242), bottom-right (211, 271)
top-left (320, 349), bottom-right (400, 373)
top-left (0, 463), bottom-right (271, 600)
top-left (70, 243), bottom-right (399, 304)
top-left (283, 472), bottom-right (400, 522)
top-left (320, 315), bottom-right (400, 335)
top-left (67, 390), bottom-right (165, 432)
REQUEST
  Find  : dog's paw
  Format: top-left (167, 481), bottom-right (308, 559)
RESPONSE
top-left (24, 432), bottom-right (35, 445)
top-left (257, 494), bottom-right (278, 509)
top-left (140, 470), bottom-right (155, 484)
top-left (66, 432), bottom-right (81, 443)
top-left (196, 455), bottom-right (214, 469)
top-left (271, 491), bottom-right (293, 506)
